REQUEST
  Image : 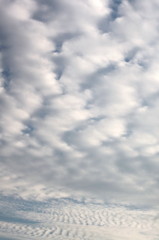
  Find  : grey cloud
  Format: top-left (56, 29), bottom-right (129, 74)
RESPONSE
top-left (109, 0), bottom-right (122, 20)
top-left (1, 0), bottom-right (159, 213)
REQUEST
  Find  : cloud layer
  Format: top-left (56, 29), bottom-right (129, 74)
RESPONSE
top-left (0, 196), bottom-right (158, 240)
top-left (1, 0), bottom-right (159, 209)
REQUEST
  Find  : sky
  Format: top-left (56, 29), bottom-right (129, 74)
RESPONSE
top-left (0, 0), bottom-right (159, 239)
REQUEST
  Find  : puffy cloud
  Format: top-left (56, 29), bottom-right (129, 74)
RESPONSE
top-left (0, 0), bottom-right (159, 212)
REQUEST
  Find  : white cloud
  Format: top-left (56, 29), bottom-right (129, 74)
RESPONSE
top-left (0, 0), bottom-right (159, 216)
top-left (0, 197), bottom-right (158, 240)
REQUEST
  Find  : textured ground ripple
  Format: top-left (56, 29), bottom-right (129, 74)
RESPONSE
top-left (0, 197), bottom-right (158, 240)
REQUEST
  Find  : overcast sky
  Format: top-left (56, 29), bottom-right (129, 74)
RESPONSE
top-left (1, 0), bottom-right (159, 239)
top-left (1, 0), bottom-right (159, 228)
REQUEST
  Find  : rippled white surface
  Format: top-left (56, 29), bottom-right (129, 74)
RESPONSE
top-left (0, 197), bottom-right (158, 240)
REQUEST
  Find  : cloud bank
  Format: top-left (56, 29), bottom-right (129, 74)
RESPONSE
top-left (0, 196), bottom-right (158, 240)
top-left (1, 0), bottom-right (159, 208)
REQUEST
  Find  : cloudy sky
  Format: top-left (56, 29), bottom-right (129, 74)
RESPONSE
top-left (0, 0), bottom-right (159, 239)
